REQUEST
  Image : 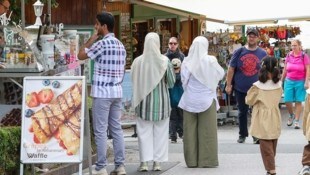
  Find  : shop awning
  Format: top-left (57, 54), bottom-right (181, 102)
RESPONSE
top-left (225, 16), bottom-right (310, 26)
top-left (130, 0), bottom-right (225, 23)
top-left (143, 0), bottom-right (310, 25)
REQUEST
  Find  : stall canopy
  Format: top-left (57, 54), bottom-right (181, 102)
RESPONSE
top-left (130, 0), bottom-right (224, 23)
top-left (144, 0), bottom-right (310, 25)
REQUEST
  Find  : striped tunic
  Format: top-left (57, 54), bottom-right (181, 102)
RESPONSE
top-left (135, 62), bottom-right (175, 121)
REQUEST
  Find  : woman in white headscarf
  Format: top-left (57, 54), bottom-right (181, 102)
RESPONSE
top-left (178, 36), bottom-right (224, 168)
top-left (131, 32), bottom-right (175, 172)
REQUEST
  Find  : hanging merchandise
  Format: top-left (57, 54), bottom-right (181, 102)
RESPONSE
top-left (286, 28), bottom-right (294, 38)
top-left (254, 25), bottom-right (301, 42)
top-left (219, 29), bottom-right (231, 44)
top-left (237, 36), bottom-right (247, 46)
top-left (218, 46), bottom-right (229, 65)
top-left (213, 35), bottom-right (218, 45)
top-left (277, 26), bottom-right (287, 40)
top-left (274, 45), bottom-right (281, 59)
top-left (204, 30), bottom-right (243, 63)
top-left (229, 33), bottom-right (239, 42)
top-left (259, 27), bottom-right (270, 43)
top-left (268, 29), bottom-right (277, 39)
top-left (293, 27), bottom-right (301, 36)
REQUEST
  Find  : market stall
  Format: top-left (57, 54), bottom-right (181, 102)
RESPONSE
top-left (205, 24), bottom-right (303, 125)
top-left (130, 0), bottom-right (210, 58)
top-left (0, 1), bottom-right (90, 174)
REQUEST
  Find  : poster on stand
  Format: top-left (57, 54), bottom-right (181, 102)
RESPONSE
top-left (20, 76), bottom-right (86, 163)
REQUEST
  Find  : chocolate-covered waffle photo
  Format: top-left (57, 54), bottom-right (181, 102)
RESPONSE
top-left (22, 78), bottom-right (83, 158)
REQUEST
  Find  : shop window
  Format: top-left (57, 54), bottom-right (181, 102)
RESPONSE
top-left (132, 22), bottom-right (148, 59)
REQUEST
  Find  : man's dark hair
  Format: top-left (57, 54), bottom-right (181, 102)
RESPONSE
top-left (96, 12), bottom-right (114, 32)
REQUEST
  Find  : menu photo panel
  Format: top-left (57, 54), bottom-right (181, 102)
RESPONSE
top-left (20, 76), bottom-right (86, 163)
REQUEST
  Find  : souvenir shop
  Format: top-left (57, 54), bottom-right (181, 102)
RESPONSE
top-left (205, 25), bottom-right (301, 69)
top-left (208, 24), bottom-right (302, 125)
top-left (130, 0), bottom-right (206, 58)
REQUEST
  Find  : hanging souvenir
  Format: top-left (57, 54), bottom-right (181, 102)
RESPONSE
top-left (286, 28), bottom-right (294, 38)
top-left (293, 27), bottom-right (301, 35)
top-left (277, 27), bottom-right (286, 40)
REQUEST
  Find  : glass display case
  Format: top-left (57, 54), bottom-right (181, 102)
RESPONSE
top-left (0, 25), bottom-right (44, 73)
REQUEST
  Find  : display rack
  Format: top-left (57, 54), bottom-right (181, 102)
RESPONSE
top-left (160, 32), bottom-right (171, 53)
top-left (120, 13), bottom-right (132, 69)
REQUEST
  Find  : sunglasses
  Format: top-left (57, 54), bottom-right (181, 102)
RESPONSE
top-left (169, 42), bottom-right (178, 45)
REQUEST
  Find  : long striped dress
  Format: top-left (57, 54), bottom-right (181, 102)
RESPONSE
top-left (135, 63), bottom-right (175, 121)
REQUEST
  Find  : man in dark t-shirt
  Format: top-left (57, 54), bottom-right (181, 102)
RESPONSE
top-left (225, 28), bottom-right (267, 144)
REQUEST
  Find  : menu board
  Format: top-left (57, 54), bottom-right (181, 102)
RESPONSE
top-left (20, 76), bottom-right (86, 163)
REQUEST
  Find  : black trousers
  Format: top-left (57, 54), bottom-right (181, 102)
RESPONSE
top-left (235, 90), bottom-right (249, 137)
top-left (169, 107), bottom-right (183, 139)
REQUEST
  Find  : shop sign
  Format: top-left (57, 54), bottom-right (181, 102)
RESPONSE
top-left (234, 25), bottom-right (242, 34)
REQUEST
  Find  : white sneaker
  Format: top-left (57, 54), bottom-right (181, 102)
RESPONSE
top-left (137, 162), bottom-right (148, 172)
top-left (153, 161), bottom-right (161, 171)
top-left (287, 114), bottom-right (295, 126)
top-left (294, 121), bottom-right (300, 129)
top-left (85, 165), bottom-right (108, 175)
top-left (299, 165), bottom-right (310, 175)
top-left (110, 164), bottom-right (126, 175)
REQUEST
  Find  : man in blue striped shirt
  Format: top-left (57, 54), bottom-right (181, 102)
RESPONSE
top-left (78, 12), bottom-right (126, 175)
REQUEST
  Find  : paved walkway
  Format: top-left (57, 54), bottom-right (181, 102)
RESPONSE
top-left (76, 108), bottom-right (306, 175)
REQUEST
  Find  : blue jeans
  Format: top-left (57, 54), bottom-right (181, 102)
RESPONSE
top-left (235, 90), bottom-right (249, 138)
top-left (92, 98), bottom-right (125, 170)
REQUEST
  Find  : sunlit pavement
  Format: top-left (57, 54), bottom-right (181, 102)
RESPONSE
top-left (78, 107), bottom-right (305, 175)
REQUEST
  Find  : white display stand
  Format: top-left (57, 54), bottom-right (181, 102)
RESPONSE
top-left (19, 76), bottom-right (92, 175)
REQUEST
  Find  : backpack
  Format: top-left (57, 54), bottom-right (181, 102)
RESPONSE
top-left (286, 51), bottom-right (306, 61)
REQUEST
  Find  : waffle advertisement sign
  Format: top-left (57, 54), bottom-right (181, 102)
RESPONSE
top-left (20, 76), bottom-right (86, 163)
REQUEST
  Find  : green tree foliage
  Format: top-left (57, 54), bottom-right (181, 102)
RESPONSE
top-left (0, 127), bottom-right (21, 174)
top-left (9, 0), bottom-right (59, 24)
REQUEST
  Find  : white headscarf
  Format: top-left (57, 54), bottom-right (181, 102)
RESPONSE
top-left (183, 36), bottom-right (224, 92)
top-left (131, 32), bottom-right (168, 108)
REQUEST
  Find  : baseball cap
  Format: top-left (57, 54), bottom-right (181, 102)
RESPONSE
top-left (246, 28), bottom-right (259, 36)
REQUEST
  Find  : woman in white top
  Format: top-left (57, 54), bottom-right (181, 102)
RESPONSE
top-left (178, 36), bottom-right (224, 168)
